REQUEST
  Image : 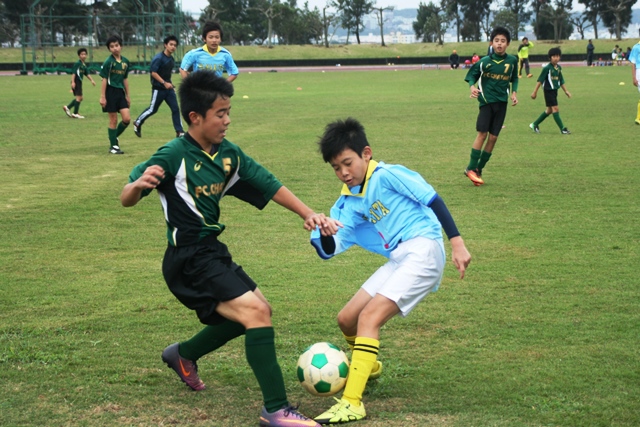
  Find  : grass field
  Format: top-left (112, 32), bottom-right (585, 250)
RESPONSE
top-left (1, 64), bottom-right (639, 427)
top-left (1, 38), bottom-right (636, 65)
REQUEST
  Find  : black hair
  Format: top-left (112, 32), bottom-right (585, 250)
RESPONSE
top-left (490, 27), bottom-right (511, 44)
top-left (105, 35), bottom-right (123, 48)
top-left (548, 47), bottom-right (562, 58)
top-left (77, 48), bottom-right (87, 56)
top-left (163, 35), bottom-right (179, 46)
top-left (178, 70), bottom-right (234, 125)
top-left (202, 21), bottom-right (223, 41)
top-left (318, 118), bottom-right (370, 163)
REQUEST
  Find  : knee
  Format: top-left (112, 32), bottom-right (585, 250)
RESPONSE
top-left (336, 308), bottom-right (357, 332)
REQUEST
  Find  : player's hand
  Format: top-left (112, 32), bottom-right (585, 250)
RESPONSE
top-left (71, 82), bottom-right (75, 89)
top-left (469, 87), bottom-right (480, 99)
top-left (136, 165), bottom-right (165, 190)
top-left (634, 78), bottom-right (638, 87)
top-left (91, 80), bottom-right (96, 86)
top-left (511, 95), bottom-right (518, 106)
top-left (450, 236), bottom-right (471, 279)
top-left (565, 91), bottom-right (572, 98)
top-left (304, 213), bottom-right (343, 236)
top-left (531, 92), bottom-right (537, 99)
top-left (126, 95), bottom-right (131, 107)
top-left (99, 96), bottom-right (107, 107)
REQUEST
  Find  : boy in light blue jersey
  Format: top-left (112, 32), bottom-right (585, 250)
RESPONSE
top-left (310, 118), bottom-right (472, 425)
top-left (180, 22), bottom-right (238, 82)
top-left (628, 41), bottom-right (640, 124)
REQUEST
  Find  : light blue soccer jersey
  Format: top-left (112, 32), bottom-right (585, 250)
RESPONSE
top-left (629, 42), bottom-right (640, 66)
top-left (311, 160), bottom-right (444, 259)
top-left (180, 45), bottom-right (239, 77)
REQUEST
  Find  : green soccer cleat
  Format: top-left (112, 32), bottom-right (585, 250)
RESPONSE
top-left (315, 398), bottom-right (366, 424)
top-left (561, 128), bottom-right (571, 135)
top-left (529, 123), bottom-right (540, 133)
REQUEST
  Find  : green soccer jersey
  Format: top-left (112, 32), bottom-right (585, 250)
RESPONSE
top-left (129, 135), bottom-right (283, 246)
top-left (99, 54), bottom-right (130, 89)
top-left (537, 62), bottom-right (565, 91)
top-left (465, 53), bottom-right (519, 107)
top-left (72, 60), bottom-right (88, 81)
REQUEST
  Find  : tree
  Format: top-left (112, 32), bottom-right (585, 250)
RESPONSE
top-left (413, 1), bottom-right (447, 44)
top-left (372, 5), bottom-right (392, 46)
top-left (443, 0), bottom-right (462, 43)
top-left (600, 0), bottom-right (633, 40)
top-left (459, 0), bottom-right (492, 41)
top-left (251, 0), bottom-right (281, 46)
top-left (503, 0), bottom-right (531, 40)
top-left (274, 1), bottom-right (323, 44)
top-left (320, 5), bottom-right (339, 47)
top-left (533, 0), bottom-right (574, 42)
top-left (569, 11), bottom-right (592, 39)
top-left (490, 9), bottom-right (518, 39)
top-left (333, 0), bottom-right (374, 44)
top-left (578, 0), bottom-right (604, 39)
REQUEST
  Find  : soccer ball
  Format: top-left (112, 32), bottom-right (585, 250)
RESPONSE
top-left (296, 342), bottom-right (349, 396)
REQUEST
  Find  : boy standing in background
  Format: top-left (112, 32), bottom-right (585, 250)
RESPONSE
top-left (99, 35), bottom-right (131, 155)
top-left (63, 48), bottom-right (95, 119)
top-left (529, 47), bottom-right (572, 134)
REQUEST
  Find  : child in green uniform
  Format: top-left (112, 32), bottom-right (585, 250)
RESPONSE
top-left (99, 35), bottom-right (131, 155)
top-left (529, 47), bottom-right (572, 135)
top-left (463, 26), bottom-right (519, 186)
top-left (63, 48), bottom-right (95, 119)
top-left (120, 70), bottom-right (341, 427)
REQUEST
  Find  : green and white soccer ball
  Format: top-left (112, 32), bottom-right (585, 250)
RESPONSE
top-left (296, 342), bottom-right (349, 396)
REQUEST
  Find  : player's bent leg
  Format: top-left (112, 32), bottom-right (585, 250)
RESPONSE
top-left (216, 291), bottom-right (272, 329)
top-left (337, 289), bottom-right (373, 336)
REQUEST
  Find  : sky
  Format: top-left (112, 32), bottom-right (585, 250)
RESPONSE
top-left (177, 0), bottom-right (640, 16)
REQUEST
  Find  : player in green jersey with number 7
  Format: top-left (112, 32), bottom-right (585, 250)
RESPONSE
top-left (463, 27), bottom-right (519, 186)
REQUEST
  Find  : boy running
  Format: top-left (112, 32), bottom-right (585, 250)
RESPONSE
top-left (120, 70), bottom-right (339, 427)
top-left (99, 35), bottom-right (131, 155)
top-left (179, 21), bottom-right (238, 82)
top-left (310, 118), bottom-right (471, 424)
top-left (529, 47), bottom-right (572, 135)
top-left (463, 26), bottom-right (519, 186)
top-left (133, 35), bottom-right (185, 139)
top-left (63, 48), bottom-right (95, 119)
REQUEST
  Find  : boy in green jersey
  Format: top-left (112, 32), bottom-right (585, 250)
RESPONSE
top-left (99, 35), bottom-right (131, 155)
top-left (463, 26), bottom-right (519, 186)
top-left (63, 48), bottom-right (95, 119)
top-left (120, 70), bottom-right (341, 427)
top-left (529, 47), bottom-right (572, 134)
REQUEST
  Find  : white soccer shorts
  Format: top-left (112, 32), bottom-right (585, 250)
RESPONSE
top-left (362, 236), bottom-right (445, 317)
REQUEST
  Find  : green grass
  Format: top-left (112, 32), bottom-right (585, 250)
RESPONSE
top-left (1, 65), bottom-right (639, 427)
top-left (0, 38), bottom-right (634, 65)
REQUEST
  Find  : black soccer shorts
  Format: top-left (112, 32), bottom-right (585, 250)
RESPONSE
top-left (162, 237), bottom-right (258, 325)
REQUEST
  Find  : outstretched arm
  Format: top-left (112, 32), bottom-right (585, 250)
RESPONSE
top-left (271, 186), bottom-right (342, 235)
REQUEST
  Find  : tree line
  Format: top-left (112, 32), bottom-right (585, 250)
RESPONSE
top-left (0, 0), bottom-right (636, 49)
